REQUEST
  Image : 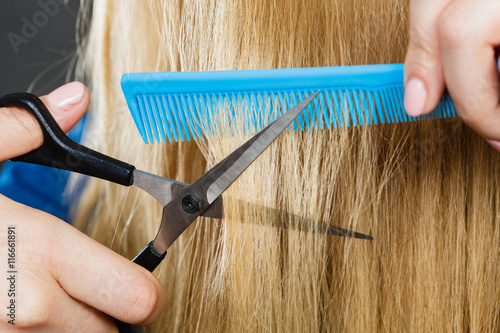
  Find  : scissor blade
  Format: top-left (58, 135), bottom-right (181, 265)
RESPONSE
top-left (132, 170), bottom-right (223, 218)
top-left (135, 91), bottom-right (318, 209)
top-left (152, 91), bottom-right (320, 253)
top-left (132, 170), bottom-right (187, 206)
top-left (134, 170), bottom-right (370, 238)
top-left (133, 159), bottom-right (372, 239)
top-left (204, 91), bottom-right (320, 204)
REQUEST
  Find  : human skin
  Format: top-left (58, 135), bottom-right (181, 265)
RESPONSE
top-left (404, 0), bottom-right (500, 150)
top-left (2, 0), bottom-right (498, 327)
top-left (0, 82), bottom-right (165, 332)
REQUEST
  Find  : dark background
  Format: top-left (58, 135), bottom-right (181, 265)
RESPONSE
top-left (0, 0), bottom-right (82, 95)
top-left (0, 0), bottom-right (84, 170)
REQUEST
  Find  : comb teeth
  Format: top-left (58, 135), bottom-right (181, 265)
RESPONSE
top-left (121, 64), bottom-right (456, 144)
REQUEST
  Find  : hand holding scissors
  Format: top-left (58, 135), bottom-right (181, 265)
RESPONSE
top-left (0, 87), bottom-right (371, 331)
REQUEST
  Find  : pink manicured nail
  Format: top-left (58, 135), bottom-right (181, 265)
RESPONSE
top-left (46, 82), bottom-right (85, 112)
top-left (487, 140), bottom-right (500, 152)
top-left (404, 78), bottom-right (427, 117)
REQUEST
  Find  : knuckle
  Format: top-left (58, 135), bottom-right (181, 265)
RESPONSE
top-left (408, 27), bottom-right (438, 61)
top-left (438, 5), bottom-right (473, 48)
top-left (406, 40), bottom-right (438, 70)
top-left (405, 31), bottom-right (442, 82)
top-left (126, 273), bottom-right (160, 323)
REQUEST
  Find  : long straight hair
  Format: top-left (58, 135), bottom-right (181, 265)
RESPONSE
top-left (75, 1), bottom-right (500, 331)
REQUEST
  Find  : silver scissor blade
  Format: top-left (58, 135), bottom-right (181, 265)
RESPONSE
top-left (204, 91), bottom-right (320, 204)
top-left (151, 91), bottom-right (321, 253)
top-left (134, 169), bottom-right (370, 238)
top-left (132, 170), bottom-right (186, 206)
top-left (133, 170), bottom-right (223, 217)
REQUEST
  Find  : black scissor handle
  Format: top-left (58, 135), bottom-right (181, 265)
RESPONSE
top-left (131, 241), bottom-right (167, 272)
top-left (114, 242), bottom-right (166, 332)
top-left (0, 92), bottom-right (135, 186)
top-left (0, 92), bottom-right (158, 332)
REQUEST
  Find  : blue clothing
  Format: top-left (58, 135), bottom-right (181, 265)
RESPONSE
top-left (0, 117), bottom-right (86, 223)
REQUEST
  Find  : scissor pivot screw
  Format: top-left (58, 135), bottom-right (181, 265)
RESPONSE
top-left (182, 194), bottom-right (200, 213)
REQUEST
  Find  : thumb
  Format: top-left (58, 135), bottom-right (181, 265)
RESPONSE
top-left (0, 82), bottom-right (89, 161)
top-left (404, 0), bottom-right (452, 117)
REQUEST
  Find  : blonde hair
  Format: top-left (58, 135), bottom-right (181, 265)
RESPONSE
top-left (76, 0), bottom-right (500, 332)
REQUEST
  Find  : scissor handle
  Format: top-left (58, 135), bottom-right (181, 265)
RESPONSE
top-left (0, 92), bottom-right (135, 186)
top-left (131, 241), bottom-right (167, 271)
top-left (114, 242), bottom-right (166, 332)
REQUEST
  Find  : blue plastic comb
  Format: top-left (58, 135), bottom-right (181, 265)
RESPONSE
top-left (120, 63), bottom-right (456, 144)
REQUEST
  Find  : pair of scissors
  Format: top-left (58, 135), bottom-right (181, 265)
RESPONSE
top-left (0, 91), bottom-right (372, 332)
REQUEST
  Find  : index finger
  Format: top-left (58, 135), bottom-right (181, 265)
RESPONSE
top-left (47, 212), bottom-right (166, 325)
top-left (1, 196), bottom-right (166, 325)
top-left (439, 0), bottom-right (500, 140)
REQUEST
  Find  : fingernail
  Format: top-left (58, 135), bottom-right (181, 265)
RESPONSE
top-left (487, 139), bottom-right (500, 152)
top-left (404, 78), bottom-right (427, 117)
top-left (46, 82), bottom-right (85, 112)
